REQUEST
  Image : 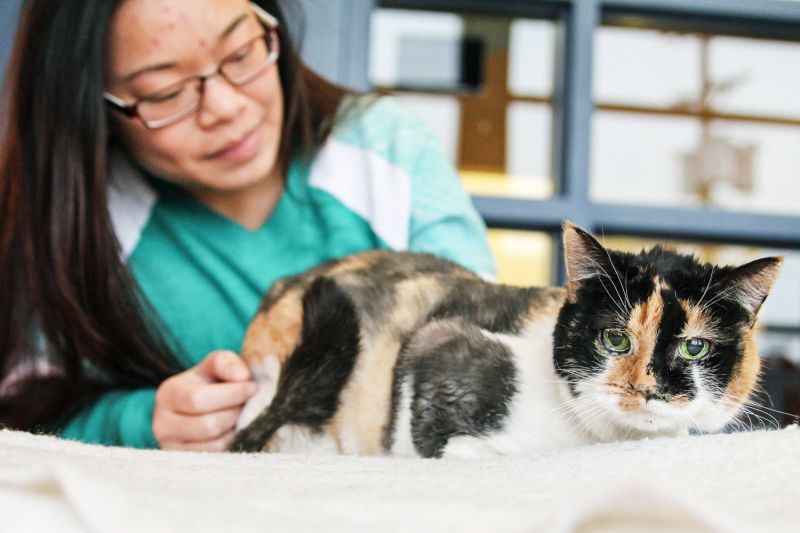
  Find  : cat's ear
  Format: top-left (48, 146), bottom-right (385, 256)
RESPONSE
top-left (721, 256), bottom-right (783, 321)
top-left (562, 222), bottom-right (611, 304)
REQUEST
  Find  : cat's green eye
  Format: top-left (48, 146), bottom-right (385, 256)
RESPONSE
top-left (602, 329), bottom-right (631, 353)
top-left (677, 338), bottom-right (710, 360)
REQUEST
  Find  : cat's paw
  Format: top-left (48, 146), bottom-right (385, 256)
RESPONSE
top-left (236, 354), bottom-right (281, 431)
top-left (441, 436), bottom-right (501, 459)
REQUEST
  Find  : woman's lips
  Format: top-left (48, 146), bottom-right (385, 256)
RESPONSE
top-left (210, 125), bottom-right (262, 162)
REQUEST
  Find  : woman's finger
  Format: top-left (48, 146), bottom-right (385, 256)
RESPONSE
top-left (172, 380), bottom-right (258, 415)
top-left (157, 406), bottom-right (242, 443)
top-left (195, 350), bottom-right (251, 382)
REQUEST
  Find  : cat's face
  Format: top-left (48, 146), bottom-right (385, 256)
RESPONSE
top-left (553, 224), bottom-right (782, 439)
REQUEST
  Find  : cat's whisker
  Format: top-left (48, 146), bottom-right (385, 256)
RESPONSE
top-left (595, 273), bottom-right (627, 317)
top-left (698, 285), bottom-right (740, 314)
top-left (551, 393), bottom-right (597, 415)
top-left (696, 266), bottom-right (715, 309)
top-left (546, 404), bottom-right (592, 434)
top-left (678, 408), bottom-right (702, 433)
top-left (556, 368), bottom-right (605, 385)
top-left (713, 393), bottom-right (780, 430)
top-left (558, 367), bottom-right (600, 380)
top-left (622, 266), bottom-right (632, 313)
top-left (739, 407), bottom-right (772, 430)
top-left (732, 405), bottom-right (761, 431)
top-left (516, 393), bottom-right (605, 444)
top-left (750, 382), bottom-right (775, 406)
top-left (601, 245), bottom-right (632, 312)
top-left (736, 400), bottom-right (790, 428)
top-left (529, 377), bottom-right (573, 385)
top-left (550, 394), bottom-right (607, 430)
top-left (745, 384), bottom-right (794, 426)
top-left (741, 398), bottom-right (797, 420)
top-left (729, 416), bottom-right (749, 432)
top-left (558, 402), bottom-right (608, 438)
top-left (598, 407), bottom-right (618, 439)
top-left (586, 256), bottom-right (629, 315)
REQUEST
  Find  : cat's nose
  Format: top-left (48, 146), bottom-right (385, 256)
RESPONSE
top-left (628, 382), bottom-right (664, 401)
top-left (645, 391), bottom-right (664, 402)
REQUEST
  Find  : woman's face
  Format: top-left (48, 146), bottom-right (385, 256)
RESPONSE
top-left (105, 0), bottom-right (284, 195)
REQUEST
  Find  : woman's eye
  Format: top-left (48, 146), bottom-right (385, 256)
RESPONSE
top-left (229, 43), bottom-right (254, 63)
top-left (601, 329), bottom-right (631, 353)
top-left (677, 338), bottom-right (710, 360)
top-left (145, 87), bottom-right (183, 104)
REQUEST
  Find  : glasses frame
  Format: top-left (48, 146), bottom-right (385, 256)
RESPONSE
top-left (104, 2), bottom-right (280, 129)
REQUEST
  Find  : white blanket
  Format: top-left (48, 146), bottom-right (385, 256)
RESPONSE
top-left (1, 427), bottom-right (798, 533)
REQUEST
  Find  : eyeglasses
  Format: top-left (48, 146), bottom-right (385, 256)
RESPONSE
top-left (104, 4), bottom-right (280, 129)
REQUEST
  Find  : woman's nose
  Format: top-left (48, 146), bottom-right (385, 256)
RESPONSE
top-left (196, 75), bottom-right (246, 127)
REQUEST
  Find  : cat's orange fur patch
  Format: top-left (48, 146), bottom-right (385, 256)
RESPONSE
top-left (725, 329), bottom-right (761, 406)
top-left (670, 395), bottom-right (690, 407)
top-left (326, 251), bottom-right (382, 276)
top-left (327, 332), bottom-right (402, 454)
top-left (524, 288), bottom-right (566, 326)
top-left (241, 288), bottom-right (303, 366)
top-left (678, 300), bottom-right (719, 343)
top-left (608, 280), bottom-right (664, 399)
top-left (617, 394), bottom-right (644, 412)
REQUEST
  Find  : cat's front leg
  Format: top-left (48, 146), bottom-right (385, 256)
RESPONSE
top-left (397, 319), bottom-right (518, 458)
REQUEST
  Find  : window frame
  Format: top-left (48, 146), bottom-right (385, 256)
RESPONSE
top-left (377, 0), bottom-right (800, 283)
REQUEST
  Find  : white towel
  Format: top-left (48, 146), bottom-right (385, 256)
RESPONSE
top-left (1, 427), bottom-right (798, 533)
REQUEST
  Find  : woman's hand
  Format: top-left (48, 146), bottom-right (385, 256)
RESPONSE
top-left (153, 350), bottom-right (258, 452)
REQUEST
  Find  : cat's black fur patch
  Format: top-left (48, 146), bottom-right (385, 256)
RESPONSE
top-left (231, 276), bottom-right (361, 452)
top-left (386, 320), bottom-right (517, 458)
top-left (428, 281), bottom-right (549, 334)
top-left (649, 288), bottom-right (695, 400)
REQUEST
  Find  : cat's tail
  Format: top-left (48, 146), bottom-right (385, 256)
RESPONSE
top-left (230, 405), bottom-right (288, 452)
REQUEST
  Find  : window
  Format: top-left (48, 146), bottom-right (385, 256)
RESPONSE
top-left (592, 28), bottom-right (800, 216)
top-left (369, 8), bottom-right (556, 203)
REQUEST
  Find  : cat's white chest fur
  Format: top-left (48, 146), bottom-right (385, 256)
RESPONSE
top-left (484, 327), bottom-right (596, 453)
top-left (442, 318), bottom-right (595, 458)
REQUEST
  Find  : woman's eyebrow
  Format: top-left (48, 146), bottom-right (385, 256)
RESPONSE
top-left (120, 13), bottom-right (250, 83)
top-left (219, 13), bottom-right (249, 41)
top-left (123, 62), bottom-right (176, 83)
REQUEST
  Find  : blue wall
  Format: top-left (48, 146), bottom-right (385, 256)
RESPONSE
top-left (0, 0), bottom-right (22, 82)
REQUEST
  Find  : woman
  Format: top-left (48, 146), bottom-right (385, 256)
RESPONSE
top-left (0, 0), bottom-right (494, 451)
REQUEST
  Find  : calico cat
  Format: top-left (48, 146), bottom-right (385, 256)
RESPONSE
top-left (231, 223), bottom-right (782, 458)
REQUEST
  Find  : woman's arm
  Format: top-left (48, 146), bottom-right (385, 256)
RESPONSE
top-left (59, 351), bottom-right (256, 450)
top-left (59, 388), bottom-right (160, 448)
top-left (406, 130), bottom-right (496, 279)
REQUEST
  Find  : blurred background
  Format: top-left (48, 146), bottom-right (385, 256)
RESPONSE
top-left (2, 0), bottom-right (799, 426)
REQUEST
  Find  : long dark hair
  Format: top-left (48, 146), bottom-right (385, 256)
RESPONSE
top-left (0, 0), bottom-right (351, 432)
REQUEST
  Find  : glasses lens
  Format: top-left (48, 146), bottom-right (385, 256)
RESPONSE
top-left (221, 34), bottom-right (275, 85)
top-left (137, 79), bottom-right (202, 126)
